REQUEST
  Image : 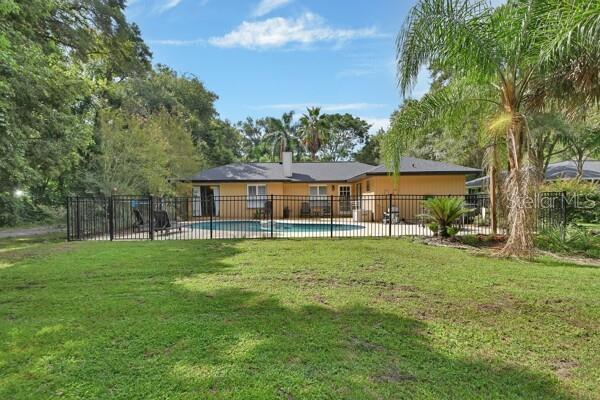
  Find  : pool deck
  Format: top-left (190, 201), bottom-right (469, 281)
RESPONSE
top-left (150, 218), bottom-right (495, 240)
top-left (83, 218), bottom-right (496, 240)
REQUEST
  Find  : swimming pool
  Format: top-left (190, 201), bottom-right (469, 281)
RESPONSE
top-left (191, 220), bottom-right (364, 233)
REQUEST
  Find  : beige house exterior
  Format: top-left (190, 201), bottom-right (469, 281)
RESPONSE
top-left (185, 155), bottom-right (479, 222)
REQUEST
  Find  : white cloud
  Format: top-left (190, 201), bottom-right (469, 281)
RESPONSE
top-left (362, 117), bottom-right (390, 134)
top-left (150, 38), bottom-right (205, 46)
top-left (252, 0), bottom-right (293, 17)
top-left (209, 12), bottom-right (383, 50)
top-left (255, 102), bottom-right (387, 112)
top-left (157, 0), bottom-right (182, 13)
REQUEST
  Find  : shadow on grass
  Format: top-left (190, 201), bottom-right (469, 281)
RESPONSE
top-left (0, 240), bottom-right (577, 399)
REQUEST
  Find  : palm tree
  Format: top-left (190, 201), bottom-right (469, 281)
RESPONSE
top-left (386, 0), bottom-right (600, 257)
top-left (263, 111), bottom-right (300, 161)
top-left (299, 107), bottom-right (325, 160)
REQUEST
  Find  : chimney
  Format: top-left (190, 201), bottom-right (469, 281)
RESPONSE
top-left (282, 151), bottom-right (293, 178)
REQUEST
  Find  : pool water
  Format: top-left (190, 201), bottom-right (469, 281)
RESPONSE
top-left (191, 220), bottom-right (364, 233)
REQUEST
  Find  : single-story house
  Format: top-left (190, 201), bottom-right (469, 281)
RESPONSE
top-left (466, 160), bottom-right (600, 193)
top-left (184, 153), bottom-right (479, 221)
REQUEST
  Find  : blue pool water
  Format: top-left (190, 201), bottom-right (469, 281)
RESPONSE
top-left (191, 220), bottom-right (364, 233)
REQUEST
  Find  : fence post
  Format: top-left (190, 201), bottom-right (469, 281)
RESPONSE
top-left (388, 194), bottom-right (392, 237)
top-left (209, 195), bottom-right (213, 239)
top-left (108, 196), bottom-right (114, 241)
top-left (330, 195), bottom-right (334, 238)
top-left (66, 197), bottom-right (71, 241)
top-left (270, 194), bottom-right (274, 238)
top-left (149, 195), bottom-right (154, 240)
top-left (76, 196), bottom-right (81, 240)
top-left (561, 191), bottom-right (567, 240)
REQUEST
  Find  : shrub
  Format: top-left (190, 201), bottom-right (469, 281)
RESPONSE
top-left (542, 179), bottom-right (600, 223)
top-left (473, 214), bottom-right (490, 226)
top-left (535, 224), bottom-right (600, 259)
top-left (421, 197), bottom-right (471, 237)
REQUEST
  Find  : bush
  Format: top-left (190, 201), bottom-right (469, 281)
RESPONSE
top-left (473, 214), bottom-right (490, 226)
top-left (542, 180), bottom-right (600, 223)
top-left (421, 197), bottom-right (470, 237)
top-left (0, 192), bottom-right (63, 227)
top-left (535, 224), bottom-right (600, 259)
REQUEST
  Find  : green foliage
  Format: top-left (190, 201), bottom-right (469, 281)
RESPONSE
top-left (298, 107), bottom-right (326, 160)
top-left (421, 197), bottom-right (470, 237)
top-left (354, 128), bottom-right (384, 165)
top-left (542, 180), bottom-right (600, 223)
top-left (92, 109), bottom-right (202, 196)
top-left (320, 113), bottom-right (370, 161)
top-left (535, 224), bottom-right (600, 259)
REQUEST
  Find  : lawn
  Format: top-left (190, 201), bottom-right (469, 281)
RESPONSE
top-left (1, 236), bottom-right (599, 399)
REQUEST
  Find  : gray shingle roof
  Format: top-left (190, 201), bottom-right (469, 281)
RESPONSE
top-left (363, 157), bottom-right (480, 176)
top-left (466, 160), bottom-right (600, 188)
top-left (187, 162), bottom-right (375, 182)
top-left (186, 157), bottom-right (480, 183)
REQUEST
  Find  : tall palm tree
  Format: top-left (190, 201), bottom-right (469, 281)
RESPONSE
top-left (263, 111), bottom-right (300, 161)
top-left (299, 107), bottom-right (325, 160)
top-left (386, 0), bottom-right (600, 257)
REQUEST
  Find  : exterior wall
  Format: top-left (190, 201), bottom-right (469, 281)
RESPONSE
top-left (191, 175), bottom-right (467, 220)
top-left (354, 175), bottom-right (467, 221)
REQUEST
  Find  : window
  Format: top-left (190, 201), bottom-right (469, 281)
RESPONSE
top-left (247, 184), bottom-right (267, 208)
top-left (309, 185), bottom-right (328, 207)
top-left (366, 180), bottom-right (371, 192)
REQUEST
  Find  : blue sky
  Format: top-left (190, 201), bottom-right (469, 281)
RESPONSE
top-left (125, 0), bottom-right (432, 132)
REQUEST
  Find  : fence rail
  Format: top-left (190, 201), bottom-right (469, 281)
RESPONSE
top-left (66, 193), bottom-right (566, 241)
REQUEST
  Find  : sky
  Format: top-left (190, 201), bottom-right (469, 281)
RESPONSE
top-left (125, 0), bottom-right (432, 133)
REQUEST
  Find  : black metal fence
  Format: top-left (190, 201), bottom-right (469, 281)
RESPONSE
top-left (66, 192), bottom-right (566, 241)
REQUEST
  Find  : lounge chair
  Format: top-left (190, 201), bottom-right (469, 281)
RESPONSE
top-left (153, 210), bottom-right (182, 234)
top-left (132, 208), bottom-right (145, 231)
top-left (300, 202), bottom-right (311, 217)
top-left (383, 206), bottom-right (400, 224)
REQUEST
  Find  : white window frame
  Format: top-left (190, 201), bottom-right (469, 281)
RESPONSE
top-left (247, 184), bottom-right (267, 209)
top-left (309, 185), bottom-right (328, 207)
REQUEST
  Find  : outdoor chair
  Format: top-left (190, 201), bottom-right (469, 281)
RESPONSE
top-left (153, 210), bottom-right (182, 234)
top-left (383, 206), bottom-right (400, 224)
top-left (321, 204), bottom-right (332, 217)
top-left (132, 208), bottom-right (145, 231)
top-left (300, 202), bottom-right (311, 217)
top-left (259, 200), bottom-right (273, 219)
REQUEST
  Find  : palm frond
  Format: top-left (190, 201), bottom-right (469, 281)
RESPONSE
top-left (396, 0), bottom-right (498, 96)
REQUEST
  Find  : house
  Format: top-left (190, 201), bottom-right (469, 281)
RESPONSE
top-left (466, 160), bottom-right (600, 193)
top-left (184, 152), bottom-right (479, 221)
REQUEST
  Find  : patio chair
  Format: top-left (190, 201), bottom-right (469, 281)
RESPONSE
top-left (259, 200), bottom-right (273, 219)
top-left (321, 204), bottom-right (332, 217)
top-left (132, 208), bottom-right (145, 231)
top-left (300, 202), bottom-right (311, 217)
top-left (153, 210), bottom-right (182, 234)
top-left (383, 206), bottom-right (400, 224)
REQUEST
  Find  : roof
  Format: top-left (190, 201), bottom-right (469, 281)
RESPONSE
top-left (186, 157), bottom-right (480, 183)
top-left (358, 157), bottom-right (480, 177)
top-left (466, 160), bottom-right (600, 188)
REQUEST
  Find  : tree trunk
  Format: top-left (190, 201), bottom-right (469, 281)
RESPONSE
top-left (500, 118), bottom-right (535, 258)
top-left (489, 165), bottom-right (497, 235)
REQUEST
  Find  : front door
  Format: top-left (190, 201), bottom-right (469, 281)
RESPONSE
top-left (339, 185), bottom-right (351, 215)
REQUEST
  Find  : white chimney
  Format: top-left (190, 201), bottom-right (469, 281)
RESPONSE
top-left (282, 151), bottom-right (293, 178)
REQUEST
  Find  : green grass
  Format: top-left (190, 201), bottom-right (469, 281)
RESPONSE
top-left (1, 236), bottom-right (599, 399)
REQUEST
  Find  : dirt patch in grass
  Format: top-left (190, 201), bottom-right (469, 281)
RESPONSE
top-left (552, 359), bottom-right (579, 379)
